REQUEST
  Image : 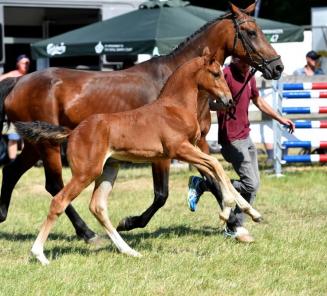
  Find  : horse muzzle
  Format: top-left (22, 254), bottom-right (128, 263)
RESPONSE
top-left (261, 57), bottom-right (284, 80)
top-left (219, 94), bottom-right (234, 109)
top-left (209, 95), bottom-right (233, 111)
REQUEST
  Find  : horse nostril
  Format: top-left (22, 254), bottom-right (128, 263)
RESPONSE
top-left (275, 64), bottom-right (284, 73)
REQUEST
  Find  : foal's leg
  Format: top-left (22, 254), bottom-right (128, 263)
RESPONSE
top-left (196, 137), bottom-right (224, 210)
top-left (117, 159), bottom-right (170, 231)
top-left (0, 142), bottom-right (39, 222)
top-left (176, 142), bottom-right (262, 222)
top-left (31, 176), bottom-right (93, 265)
top-left (40, 144), bottom-right (97, 241)
top-left (89, 162), bottom-right (140, 257)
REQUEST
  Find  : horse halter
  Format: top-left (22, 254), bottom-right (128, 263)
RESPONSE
top-left (232, 17), bottom-right (281, 74)
top-left (221, 16), bottom-right (281, 120)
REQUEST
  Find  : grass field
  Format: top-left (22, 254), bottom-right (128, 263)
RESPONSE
top-left (0, 162), bottom-right (326, 296)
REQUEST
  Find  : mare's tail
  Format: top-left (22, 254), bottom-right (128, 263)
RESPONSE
top-left (0, 77), bottom-right (20, 134)
top-left (14, 121), bottom-right (70, 144)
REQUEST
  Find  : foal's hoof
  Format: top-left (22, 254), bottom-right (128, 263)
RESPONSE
top-left (244, 208), bottom-right (262, 223)
top-left (252, 216), bottom-right (263, 223)
top-left (31, 250), bottom-right (50, 266)
top-left (122, 248), bottom-right (142, 257)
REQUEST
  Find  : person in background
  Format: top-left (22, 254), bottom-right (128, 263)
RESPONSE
top-left (187, 57), bottom-right (295, 243)
top-left (293, 50), bottom-right (324, 76)
top-left (0, 54), bottom-right (30, 162)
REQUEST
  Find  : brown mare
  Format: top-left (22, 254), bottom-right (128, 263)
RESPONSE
top-left (0, 3), bottom-right (282, 242)
top-left (15, 49), bottom-right (261, 265)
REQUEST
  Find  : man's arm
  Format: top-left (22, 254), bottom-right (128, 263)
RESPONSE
top-left (0, 70), bottom-right (17, 82)
top-left (252, 95), bottom-right (295, 133)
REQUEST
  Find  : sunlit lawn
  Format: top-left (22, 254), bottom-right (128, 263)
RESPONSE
top-left (0, 161), bottom-right (326, 296)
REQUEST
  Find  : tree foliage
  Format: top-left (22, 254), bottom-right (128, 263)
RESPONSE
top-left (189, 0), bottom-right (326, 25)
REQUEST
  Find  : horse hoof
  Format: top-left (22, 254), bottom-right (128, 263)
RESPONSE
top-left (117, 216), bottom-right (136, 232)
top-left (85, 235), bottom-right (105, 246)
top-left (39, 257), bottom-right (50, 266)
top-left (0, 208), bottom-right (7, 223)
top-left (252, 216), bottom-right (263, 223)
top-left (117, 219), bottom-right (128, 232)
top-left (123, 249), bottom-right (142, 257)
top-left (245, 208), bottom-right (262, 223)
top-left (31, 250), bottom-right (50, 266)
top-left (76, 228), bottom-right (97, 242)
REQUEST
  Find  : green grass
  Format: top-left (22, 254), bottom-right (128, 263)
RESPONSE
top-left (0, 163), bottom-right (326, 296)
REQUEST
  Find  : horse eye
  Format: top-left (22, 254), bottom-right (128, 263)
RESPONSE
top-left (247, 30), bottom-right (257, 38)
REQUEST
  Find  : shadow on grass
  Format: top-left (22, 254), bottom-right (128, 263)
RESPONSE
top-left (44, 245), bottom-right (117, 261)
top-left (3, 225), bottom-right (221, 262)
top-left (43, 225), bottom-right (221, 261)
top-left (0, 225), bottom-right (219, 243)
top-left (0, 231), bottom-right (79, 242)
top-left (120, 224), bottom-right (221, 248)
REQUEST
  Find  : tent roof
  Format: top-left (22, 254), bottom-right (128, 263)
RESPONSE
top-left (31, 5), bottom-right (304, 59)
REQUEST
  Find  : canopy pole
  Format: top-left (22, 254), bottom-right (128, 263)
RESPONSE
top-left (36, 58), bottom-right (49, 70)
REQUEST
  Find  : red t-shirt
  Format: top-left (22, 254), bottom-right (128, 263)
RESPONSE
top-left (218, 64), bottom-right (259, 144)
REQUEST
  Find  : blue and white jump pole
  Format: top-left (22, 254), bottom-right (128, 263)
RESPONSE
top-left (273, 81), bottom-right (327, 175)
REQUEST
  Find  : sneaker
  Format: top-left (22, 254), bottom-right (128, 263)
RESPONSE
top-left (187, 176), bottom-right (204, 212)
top-left (223, 226), bottom-right (255, 243)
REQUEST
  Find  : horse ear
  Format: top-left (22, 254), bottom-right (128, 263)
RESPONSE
top-left (243, 2), bottom-right (256, 15)
top-left (202, 47), bottom-right (211, 63)
top-left (229, 2), bottom-right (242, 18)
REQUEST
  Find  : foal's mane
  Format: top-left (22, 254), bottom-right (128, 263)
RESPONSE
top-left (157, 56), bottom-right (204, 98)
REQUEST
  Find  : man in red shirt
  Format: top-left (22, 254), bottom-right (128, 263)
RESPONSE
top-left (188, 57), bottom-right (295, 243)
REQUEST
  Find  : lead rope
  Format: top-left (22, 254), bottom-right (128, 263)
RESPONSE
top-left (225, 67), bottom-right (257, 120)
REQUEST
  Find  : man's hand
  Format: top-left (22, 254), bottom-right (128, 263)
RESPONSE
top-left (280, 118), bottom-right (295, 133)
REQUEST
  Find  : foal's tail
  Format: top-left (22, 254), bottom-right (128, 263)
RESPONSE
top-left (14, 121), bottom-right (70, 144)
top-left (0, 77), bottom-right (20, 134)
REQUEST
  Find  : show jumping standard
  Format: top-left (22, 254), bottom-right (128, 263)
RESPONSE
top-left (274, 82), bottom-right (327, 174)
top-left (0, 3), bottom-right (282, 241)
top-left (15, 50), bottom-right (261, 265)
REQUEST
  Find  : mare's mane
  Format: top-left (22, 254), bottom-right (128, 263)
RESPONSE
top-left (146, 8), bottom-right (252, 65)
top-left (169, 12), bottom-right (233, 57)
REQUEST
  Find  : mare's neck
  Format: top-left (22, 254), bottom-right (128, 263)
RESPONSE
top-left (164, 18), bottom-right (231, 70)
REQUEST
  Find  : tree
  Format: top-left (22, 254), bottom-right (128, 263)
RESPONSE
top-left (189, 0), bottom-right (326, 25)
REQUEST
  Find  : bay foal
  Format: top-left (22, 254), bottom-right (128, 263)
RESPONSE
top-left (15, 49), bottom-right (261, 265)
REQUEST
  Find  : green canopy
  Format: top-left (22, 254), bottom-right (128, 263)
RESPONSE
top-left (31, 1), bottom-right (304, 59)
top-left (258, 18), bottom-right (304, 44)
